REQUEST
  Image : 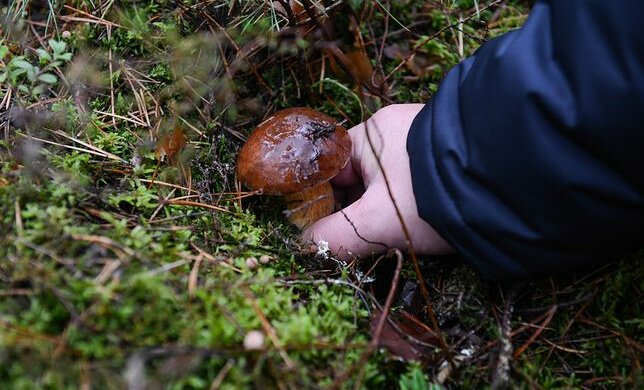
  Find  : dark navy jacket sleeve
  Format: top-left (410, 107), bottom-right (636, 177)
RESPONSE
top-left (407, 0), bottom-right (644, 280)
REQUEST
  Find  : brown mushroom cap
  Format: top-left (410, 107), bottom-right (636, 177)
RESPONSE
top-left (237, 108), bottom-right (352, 195)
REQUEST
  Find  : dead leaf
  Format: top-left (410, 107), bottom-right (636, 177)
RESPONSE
top-left (327, 48), bottom-right (375, 86)
top-left (370, 308), bottom-right (439, 362)
top-left (155, 126), bottom-right (186, 165)
top-left (384, 44), bottom-right (438, 78)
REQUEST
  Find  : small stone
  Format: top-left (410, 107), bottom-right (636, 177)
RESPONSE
top-left (243, 330), bottom-right (265, 351)
top-left (61, 30), bottom-right (71, 39)
top-left (245, 257), bottom-right (259, 269)
top-left (259, 255), bottom-right (271, 264)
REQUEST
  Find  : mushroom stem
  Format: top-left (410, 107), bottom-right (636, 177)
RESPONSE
top-left (284, 181), bottom-right (335, 230)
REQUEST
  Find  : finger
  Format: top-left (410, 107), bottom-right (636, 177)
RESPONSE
top-left (331, 120), bottom-right (370, 189)
top-left (302, 184), bottom-right (399, 260)
top-left (332, 182), bottom-right (365, 209)
top-left (331, 158), bottom-right (361, 188)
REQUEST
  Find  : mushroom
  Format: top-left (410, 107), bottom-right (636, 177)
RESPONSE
top-left (236, 107), bottom-right (352, 229)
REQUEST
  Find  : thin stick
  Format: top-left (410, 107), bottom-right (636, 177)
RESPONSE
top-left (71, 234), bottom-right (135, 259)
top-left (94, 110), bottom-right (147, 127)
top-left (491, 287), bottom-right (518, 388)
top-left (139, 178), bottom-right (200, 194)
top-left (0, 289), bottom-right (33, 296)
top-left (58, 15), bottom-right (121, 27)
top-left (242, 287), bottom-right (295, 370)
top-left (326, 249), bottom-right (403, 390)
top-left (352, 249), bottom-right (404, 388)
top-left (188, 254), bottom-right (203, 300)
top-left (107, 26), bottom-right (116, 129)
top-left (513, 304), bottom-right (556, 359)
top-left (49, 129), bottom-right (127, 163)
top-left (62, 4), bottom-right (122, 27)
top-left (384, 0), bottom-right (503, 82)
top-left (209, 359), bottom-right (235, 390)
top-left (162, 199), bottom-right (230, 213)
top-left (363, 111), bottom-right (452, 363)
top-left (149, 189), bottom-right (176, 222)
top-left (14, 198), bottom-right (23, 234)
top-left (18, 133), bottom-right (124, 162)
top-left (15, 238), bottom-right (73, 266)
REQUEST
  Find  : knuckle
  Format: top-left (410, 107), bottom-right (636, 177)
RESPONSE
top-left (372, 104), bottom-right (398, 121)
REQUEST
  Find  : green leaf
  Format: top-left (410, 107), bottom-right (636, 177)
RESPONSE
top-left (0, 72), bottom-right (7, 83)
top-left (12, 59), bottom-right (34, 70)
top-left (0, 45), bottom-right (8, 60)
top-left (12, 68), bottom-right (26, 77)
top-left (58, 52), bottom-right (73, 62)
top-left (36, 48), bottom-right (52, 62)
top-left (49, 39), bottom-right (67, 54)
top-left (18, 84), bottom-right (29, 93)
top-left (37, 73), bottom-right (58, 84)
top-left (32, 85), bottom-right (46, 95)
top-left (26, 67), bottom-right (37, 82)
top-left (399, 365), bottom-right (445, 390)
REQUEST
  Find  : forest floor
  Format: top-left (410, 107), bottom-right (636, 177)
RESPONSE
top-left (0, 1), bottom-right (641, 389)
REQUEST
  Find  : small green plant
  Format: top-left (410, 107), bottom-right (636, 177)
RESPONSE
top-left (0, 39), bottom-right (72, 98)
top-left (0, 38), bottom-right (72, 98)
top-left (399, 364), bottom-right (445, 390)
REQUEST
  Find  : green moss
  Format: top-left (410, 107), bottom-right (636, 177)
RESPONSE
top-left (1, 1), bottom-right (641, 389)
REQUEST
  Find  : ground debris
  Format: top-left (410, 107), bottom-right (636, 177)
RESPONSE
top-left (370, 308), bottom-right (438, 362)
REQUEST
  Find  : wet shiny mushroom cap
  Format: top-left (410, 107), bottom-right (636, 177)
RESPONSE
top-left (237, 107), bottom-right (352, 195)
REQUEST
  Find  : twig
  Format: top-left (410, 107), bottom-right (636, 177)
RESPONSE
top-left (542, 338), bottom-right (586, 355)
top-left (326, 249), bottom-right (403, 390)
top-left (71, 233), bottom-right (136, 259)
top-left (513, 305), bottom-right (557, 359)
top-left (124, 346), bottom-right (230, 390)
top-left (14, 198), bottom-right (23, 234)
top-left (107, 26), bottom-right (116, 129)
top-left (190, 243), bottom-right (240, 272)
top-left (384, 0), bottom-right (503, 82)
top-left (209, 359), bottom-right (235, 390)
top-left (62, 5), bottom-right (123, 27)
top-left (0, 289), bottom-right (32, 296)
top-left (95, 259), bottom-right (122, 285)
top-left (491, 287), bottom-right (518, 389)
top-left (364, 109), bottom-right (452, 363)
top-left (146, 259), bottom-right (190, 276)
top-left (15, 238), bottom-right (73, 266)
top-left (162, 199), bottom-right (230, 214)
top-left (149, 188), bottom-right (177, 222)
top-left (94, 109), bottom-right (147, 127)
top-left (18, 133), bottom-right (126, 162)
top-left (539, 298), bottom-right (592, 372)
top-left (242, 287), bottom-right (296, 370)
top-left (58, 15), bottom-right (122, 28)
top-left (580, 318), bottom-right (644, 354)
top-left (514, 293), bottom-right (592, 315)
top-left (140, 178), bottom-right (200, 194)
top-left (188, 254), bottom-right (203, 300)
top-left (49, 128), bottom-right (127, 163)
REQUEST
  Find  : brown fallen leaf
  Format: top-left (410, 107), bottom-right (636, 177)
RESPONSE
top-left (156, 126), bottom-right (186, 165)
top-left (370, 308), bottom-right (439, 362)
top-left (328, 49), bottom-right (375, 86)
top-left (384, 44), bottom-right (439, 78)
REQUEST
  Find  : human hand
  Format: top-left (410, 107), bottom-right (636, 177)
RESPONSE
top-left (302, 104), bottom-right (454, 259)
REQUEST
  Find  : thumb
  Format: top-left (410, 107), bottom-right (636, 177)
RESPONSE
top-left (301, 185), bottom-right (395, 260)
